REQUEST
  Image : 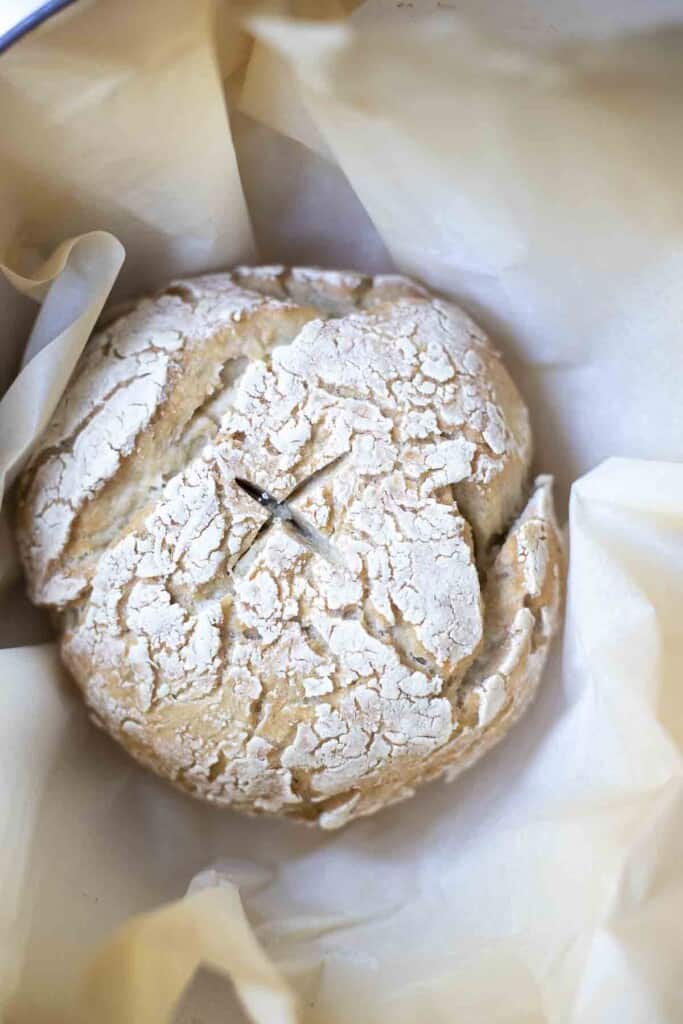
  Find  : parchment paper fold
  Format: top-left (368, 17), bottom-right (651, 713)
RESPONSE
top-left (0, 2), bottom-right (681, 1022)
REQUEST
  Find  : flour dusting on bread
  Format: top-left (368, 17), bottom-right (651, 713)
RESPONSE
top-left (16, 268), bottom-right (563, 828)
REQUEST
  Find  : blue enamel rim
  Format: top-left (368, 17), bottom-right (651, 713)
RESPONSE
top-left (0, 0), bottom-right (78, 55)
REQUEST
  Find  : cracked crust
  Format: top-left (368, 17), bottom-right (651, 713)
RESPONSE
top-left (16, 266), bottom-right (564, 828)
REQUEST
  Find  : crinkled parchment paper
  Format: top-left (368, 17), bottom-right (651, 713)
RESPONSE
top-left (0, 2), bottom-right (681, 1022)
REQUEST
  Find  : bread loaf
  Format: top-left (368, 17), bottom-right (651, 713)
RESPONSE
top-left (16, 267), bottom-right (563, 828)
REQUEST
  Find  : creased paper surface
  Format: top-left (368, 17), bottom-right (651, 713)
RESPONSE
top-left (77, 884), bottom-right (297, 1024)
top-left (0, 2), bottom-right (681, 1023)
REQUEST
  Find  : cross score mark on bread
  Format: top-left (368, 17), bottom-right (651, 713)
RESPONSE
top-left (233, 470), bottom-right (346, 568)
top-left (16, 267), bottom-right (563, 828)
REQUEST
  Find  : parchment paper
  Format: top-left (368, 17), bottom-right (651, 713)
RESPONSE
top-left (0, 2), bottom-right (681, 1023)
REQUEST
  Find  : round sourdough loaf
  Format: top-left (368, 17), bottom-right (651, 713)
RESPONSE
top-left (16, 267), bottom-right (563, 828)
